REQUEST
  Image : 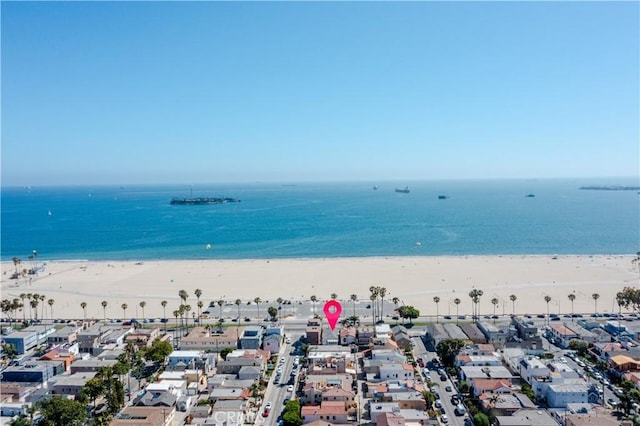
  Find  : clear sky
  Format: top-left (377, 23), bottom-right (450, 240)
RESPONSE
top-left (1, 1), bottom-right (638, 186)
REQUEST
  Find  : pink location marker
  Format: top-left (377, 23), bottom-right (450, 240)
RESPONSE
top-left (323, 300), bottom-right (342, 331)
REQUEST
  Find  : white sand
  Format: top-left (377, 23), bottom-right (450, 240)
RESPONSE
top-left (1, 255), bottom-right (638, 321)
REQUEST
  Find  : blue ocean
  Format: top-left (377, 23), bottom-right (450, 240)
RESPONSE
top-left (1, 179), bottom-right (638, 261)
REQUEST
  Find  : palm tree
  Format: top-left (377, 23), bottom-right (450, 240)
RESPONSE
top-left (568, 293), bottom-right (576, 322)
top-left (276, 297), bottom-right (283, 320)
top-left (392, 297), bottom-right (400, 311)
top-left (350, 294), bottom-right (358, 317)
top-left (544, 295), bottom-right (552, 326)
top-left (25, 293), bottom-right (32, 319)
top-left (369, 293), bottom-right (377, 327)
top-left (139, 301), bottom-right (146, 321)
top-left (101, 300), bottom-right (108, 321)
top-left (491, 297), bottom-right (499, 323)
top-left (161, 300), bottom-right (168, 321)
top-left (173, 309), bottom-right (180, 331)
top-left (47, 298), bottom-right (55, 321)
top-left (178, 289), bottom-right (188, 305)
top-left (369, 286), bottom-right (379, 323)
top-left (235, 299), bottom-right (242, 321)
top-left (617, 291), bottom-right (625, 316)
top-left (509, 294), bottom-right (517, 316)
top-left (12, 257), bottom-right (21, 276)
top-left (217, 299), bottom-right (225, 320)
top-left (30, 298), bottom-right (39, 321)
top-left (433, 296), bottom-right (440, 323)
top-left (469, 289), bottom-right (483, 322)
top-left (19, 293), bottom-right (27, 322)
top-left (194, 288), bottom-right (203, 317)
top-left (121, 303), bottom-right (128, 320)
top-left (592, 293), bottom-right (600, 315)
top-left (161, 300), bottom-right (168, 332)
top-left (184, 304), bottom-right (192, 332)
top-left (378, 287), bottom-right (387, 321)
top-left (454, 298), bottom-right (461, 324)
top-left (80, 302), bottom-right (87, 321)
top-left (310, 295), bottom-right (318, 315)
top-left (254, 297), bottom-right (262, 320)
top-left (39, 294), bottom-right (46, 321)
top-left (197, 300), bottom-right (204, 322)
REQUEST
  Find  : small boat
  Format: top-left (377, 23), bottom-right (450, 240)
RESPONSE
top-left (395, 187), bottom-right (410, 194)
top-left (373, 186), bottom-right (379, 190)
top-left (438, 195), bottom-right (449, 200)
top-left (525, 194), bottom-right (535, 198)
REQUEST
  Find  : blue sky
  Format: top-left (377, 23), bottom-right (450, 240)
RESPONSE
top-left (1, 1), bottom-right (638, 185)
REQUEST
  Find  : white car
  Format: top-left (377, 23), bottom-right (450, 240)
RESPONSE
top-left (265, 401), bottom-right (272, 409)
top-left (441, 414), bottom-right (449, 424)
top-left (287, 385), bottom-right (294, 392)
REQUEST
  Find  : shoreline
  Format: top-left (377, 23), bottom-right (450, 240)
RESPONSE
top-left (2, 255), bottom-right (638, 322)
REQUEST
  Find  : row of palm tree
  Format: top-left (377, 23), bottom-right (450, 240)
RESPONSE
top-left (86, 286), bottom-right (610, 332)
top-left (426, 290), bottom-right (605, 324)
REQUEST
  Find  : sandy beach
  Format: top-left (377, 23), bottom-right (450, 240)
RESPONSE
top-left (1, 255), bottom-right (638, 322)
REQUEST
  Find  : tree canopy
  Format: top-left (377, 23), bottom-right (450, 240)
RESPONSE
top-left (143, 338), bottom-right (173, 363)
top-left (397, 305), bottom-right (420, 323)
top-left (282, 399), bottom-right (303, 426)
top-left (37, 396), bottom-right (87, 426)
top-left (436, 339), bottom-right (466, 368)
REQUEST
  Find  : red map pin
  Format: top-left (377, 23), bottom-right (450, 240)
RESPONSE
top-left (323, 300), bottom-right (342, 331)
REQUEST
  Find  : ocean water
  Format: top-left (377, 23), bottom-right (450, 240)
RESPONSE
top-left (1, 179), bottom-right (638, 261)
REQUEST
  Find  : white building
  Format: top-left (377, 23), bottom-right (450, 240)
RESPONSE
top-left (546, 382), bottom-right (590, 408)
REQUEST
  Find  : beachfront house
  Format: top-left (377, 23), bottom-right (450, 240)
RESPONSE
top-left (179, 326), bottom-right (241, 352)
top-left (262, 333), bottom-right (281, 353)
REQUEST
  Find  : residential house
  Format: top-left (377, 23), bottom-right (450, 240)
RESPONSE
top-left (458, 366), bottom-right (513, 382)
top-left (39, 349), bottom-right (76, 372)
top-left (179, 326), bottom-right (240, 352)
top-left (518, 357), bottom-right (551, 386)
top-left (2, 360), bottom-right (64, 384)
top-left (339, 326), bottom-right (357, 346)
top-left (548, 324), bottom-right (579, 348)
top-left (476, 322), bottom-right (509, 349)
top-left (216, 349), bottom-right (268, 375)
top-left (109, 406), bottom-right (176, 426)
top-left (125, 326), bottom-right (161, 348)
top-left (357, 326), bottom-right (374, 348)
top-left (70, 358), bottom-right (118, 374)
top-left (546, 382), bottom-right (590, 408)
top-left (263, 333), bottom-right (281, 354)
top-left (609, 354), bottom-right (640, 372)
top-left (47, 325), bottom-right (79, 346)
top-left (470, 379), bottom-right (512, 397)
top-left (443, 323), bottom-right (472, 344)
top-left (478, 392), bottom-right (536, 416)
top-left (48, 372), bottom-right (96, 398)
top-left (459, 323), bottom-right (487, 344)
top-left (301, 401), bottom-right (349, 424)
top-left (390, 326), bottom-right (411, 351)
top-left (494, 408), bottom-right (558, 426)
top-left (239, 326), bottom-right (263, 350)
top-left (307, 319), bottom-right (323, 345)
top-left (379, 363), bottom-right (414, 381)
top-left (511, 317), bottom-right (538, 340)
